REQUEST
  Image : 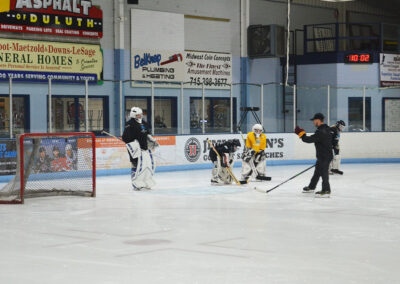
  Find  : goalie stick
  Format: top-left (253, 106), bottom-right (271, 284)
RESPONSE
top-left (238, 131), bottom-right (271, 182)
top-left (254, 164), bottom-right (315, 194)
top-left (101, 130), bottom-right (122, 141)
top-left (207, 139), bottom-right (247, 185)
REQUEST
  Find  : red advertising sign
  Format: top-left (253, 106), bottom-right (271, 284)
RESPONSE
top-left (0, 0), bottom-right (103, 38)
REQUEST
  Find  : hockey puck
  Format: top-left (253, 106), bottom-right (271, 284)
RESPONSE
top-left (253, 186), bottom-right (266, 193)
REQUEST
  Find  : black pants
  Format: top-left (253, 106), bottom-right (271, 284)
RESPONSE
top-left (309, 159), bottom-right (332, 191)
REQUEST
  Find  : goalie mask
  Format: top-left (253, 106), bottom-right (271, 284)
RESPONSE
top-left (252, 124), bottom-right (263, 138)
top-left (336, 120), bottom-right (346, 131)
top-left (130, 107), bottom-right (143, 123)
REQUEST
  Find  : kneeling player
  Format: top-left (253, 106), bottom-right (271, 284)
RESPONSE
top-left (241, 124), bottom-right (270, 181)
top-left (122, 107), bottom-right (159, 190)
top-left (209, 139), bottom-right (241, 185)
top-left (330, 120), bottom-right (345, 175)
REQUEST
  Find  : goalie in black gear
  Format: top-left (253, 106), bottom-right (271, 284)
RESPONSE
top-left (122, 107), bottom-right (159, 190)
top-left (209, 139), bottom-right (241, 185)
top-left (241, 124), bottom-right (270, 181)
top-left (330, 120), bottom-right (345, 175)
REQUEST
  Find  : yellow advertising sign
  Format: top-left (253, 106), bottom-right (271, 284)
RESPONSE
top-left (0, 1), bottom-right (10, 13)
top-left (0, 38), bottom-right (103, 81)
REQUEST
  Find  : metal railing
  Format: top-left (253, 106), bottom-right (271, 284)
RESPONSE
top-left (2, 78), bottom-right (400, 138)
top-left (304, 22), bottom-right (399, 54)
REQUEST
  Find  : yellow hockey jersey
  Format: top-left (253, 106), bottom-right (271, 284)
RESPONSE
top-left (246, 132), bottom-right (266, 152)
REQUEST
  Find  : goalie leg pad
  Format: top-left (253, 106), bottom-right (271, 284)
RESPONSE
top-left (241, 160), bottom-right (253, 180)
top-left (332, 155), bottom-right (341, 170)
top-left (255, 158), bottom-right (267, 176)
top-left (131, 150), bottom-right (156, 190)
top-left (212, 158), bottom-right (232, 184)
top-left (220, 168), bottom-right (233, 184)
top-left (211, 162), bottom-right (220, 183)
top-left (126, 140), bottom-right (141, 159)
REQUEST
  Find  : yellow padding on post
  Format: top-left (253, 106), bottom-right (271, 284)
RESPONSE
top-left (0, 1), bottom-right (11, 13)
top-left (298, 131), bottom-right (306, 138)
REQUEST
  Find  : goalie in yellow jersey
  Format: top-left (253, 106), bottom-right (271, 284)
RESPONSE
top-left (241, 124), bottom-right (271, 181)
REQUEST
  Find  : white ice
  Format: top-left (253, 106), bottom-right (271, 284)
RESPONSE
top-left (0, 163), bottom-right (399, 284)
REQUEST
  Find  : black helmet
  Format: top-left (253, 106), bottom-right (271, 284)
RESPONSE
top-left (231, 139), bottom-right (241, 147)
top-left (227, 139), bottom-right (240, 151)
top-left (39, 147), bottom-right (46, 153)
top-left (336, 120), bottom-right (346, 131)
top-left (52, 146), bottom-right (60, 151)
top-left (336, 120), bottom-right (346, 127)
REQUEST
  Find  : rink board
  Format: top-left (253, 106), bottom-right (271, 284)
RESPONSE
top-left (1, 132), bottom-right (400, 182)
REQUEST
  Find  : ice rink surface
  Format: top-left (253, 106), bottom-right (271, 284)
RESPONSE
top-left (0, 163), bottom-right (399, 284)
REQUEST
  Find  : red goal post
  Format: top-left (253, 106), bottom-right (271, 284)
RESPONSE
top-left (0, 132), bottom-right (96, 204)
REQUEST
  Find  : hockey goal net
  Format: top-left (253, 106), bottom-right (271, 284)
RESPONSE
top-left (0, 132), bottom-right (96, 204)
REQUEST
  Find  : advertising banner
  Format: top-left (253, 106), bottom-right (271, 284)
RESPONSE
top-left (95, 136), bottom-right (177, 170)
top-left (176, 134), bottom-right (294, 165)
top-left (93, 134), bottom-right (294, 171)
top-left (0, 140), bottom-right (17, 176)
top-left (130, 49), bottom-right (232, 89)
top-left (380, 53), bottom-right (400, 87)
top-left (23, 137), bottom-right (86, 173)
top-left (131, 49), bottom-right (184, 83)
top-left (95, 138), bottom-right (131, 170)
top-left (0, 38), bottom-right (103, 82)
top-left (0, 134), bottom-right (295, 176)
top-left (184, 51), bottom-right (232, 89)
top-left (0, 0), bottom-right (103, 38)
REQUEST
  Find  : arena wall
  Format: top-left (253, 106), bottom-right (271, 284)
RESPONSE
top-left (94, 132), bottom-right (400, 177)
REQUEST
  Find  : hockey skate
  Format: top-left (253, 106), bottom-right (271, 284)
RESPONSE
top-left (315, 190), bottom-right (331, 198)
top-left (302, 186), bottom-right (315, 193)
top-left (256, 175), bottom-right (272, 181)
top-left (330, 169), bottom-right (343, 175)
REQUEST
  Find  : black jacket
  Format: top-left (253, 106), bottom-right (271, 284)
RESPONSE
top-left (209, 142), bottom-right (234, 163)
top-left (330, 125), bottom-right (340, 155)
top-left (301, 124), bottom-right (333, 161)
top-left (122, 118), bottom-right (150, 152)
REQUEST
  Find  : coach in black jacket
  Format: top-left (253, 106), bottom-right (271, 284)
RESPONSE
top-left (295, 113), bottom-right (333, 197)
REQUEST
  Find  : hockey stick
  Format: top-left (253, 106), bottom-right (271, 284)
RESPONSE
top-left (207, 139), bottom-right (247, 185)
top-left (238, 131), bottom-right (271, 182)
top-left (101, 130), bottom-right (123, 141)
top-left (101, 130), bottom-right (159, 150)
top-left (254, 164), bottom-right (315, 194)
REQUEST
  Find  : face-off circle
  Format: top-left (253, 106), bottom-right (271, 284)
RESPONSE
top-left (184, 137), bottom-right (201, 162)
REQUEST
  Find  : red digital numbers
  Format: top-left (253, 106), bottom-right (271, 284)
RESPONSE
top-left (360, 54), bottom-right (370, 62)
top-left (345, 53), bottom-right (372, 63)
top-left (350, 54), bottom-right (359, 62)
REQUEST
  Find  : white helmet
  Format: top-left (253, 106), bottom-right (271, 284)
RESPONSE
top-left (130, 107), bottom-right (143, 123)
top-left (252, 124), bottom-right (263, 137)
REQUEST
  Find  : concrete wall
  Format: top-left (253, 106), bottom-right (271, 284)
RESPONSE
top-left (296, 63), bottom-right (400, 132)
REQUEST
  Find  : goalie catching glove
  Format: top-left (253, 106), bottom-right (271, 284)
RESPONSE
top-left (147, 135), bottom-right (160, 150)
